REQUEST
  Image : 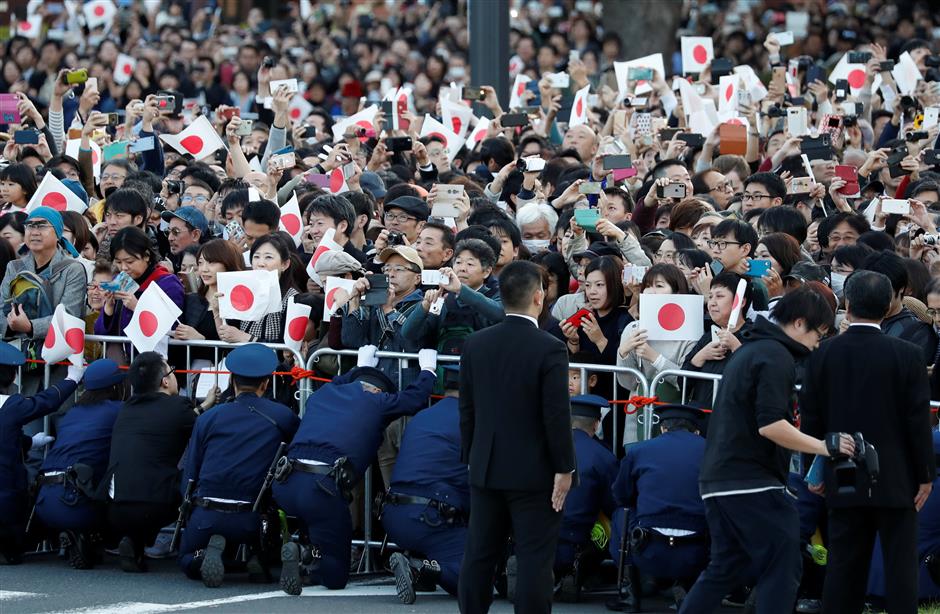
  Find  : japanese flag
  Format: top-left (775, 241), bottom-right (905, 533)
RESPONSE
top-left (65, 139), bottom-right (101, 180)
top-left (733, 65), bottom-right (768, 103)
top-left (718, 74), bottom-right (740, 119)
top-left (123, 283), bottom-right (182, 354)
top-left (83, 0), bottom-right (116, 30)
top-left (283, 297), bottom-right (312, 352)
top-left (331, 105), bottom-right (378, 142)
top-left (306, 228), bottom-right (343, 285)
top-left (159, 115), bottom-right (226, 161)
top-left (441, 98), bottom-right (474, 139)
top-left (569, 85), bottom-right (591, 127)
top-left (15, 16), bottom-right (42, 39)
top-left (509, 74), bottom-right (532, 110)
top-left (113, 54), bottom-right (136, 86)
top-left (327, 167), bottom-right (349, 195)
top-left (41, 305), bottom-right (85, 367)
top-left (681, 37), bottom-right (713, 74)
top-left (614, 53), bottom-right (665, 98)
top-left (323, 276), bottom-right (357, 321)
top-left (216, 270), bottom-right (280, 321)
top-left (420, 114), bottom-right (464, 162)
top-left (508, 54), bottom-right (525, 79)
top-left (26, 172), bottom-right (88, 213)
top-left (279, 193), bottom-right (304, 247)
top-left (466, 116), bottom-right (491, 150)
top-left (828, 53), bottom-right (869, 94)
top-left (892, 51), bottom-right (922, 96)
top-left (288, 94), bottom-right (313, 123)
top-left (727, 278), bottom-right (748, 330)
top-left (639, 294), bottom-right (704, 341)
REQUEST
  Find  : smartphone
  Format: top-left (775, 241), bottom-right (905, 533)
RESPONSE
top-left (709, 260), bottom-right (724, 275)
top-left (13, 130), bottom-right (40, 145)
top-left (269, 78), bottom-right (299, 94)
top-left (881, 198), bottom-right (910, 215)
top-left (385, 136), bottom-right (413, 152)
top-left (847, 51), bottom-right (872, 64)
top-left (220, 107), bottom-right (240, 121)
top-left (501, 112), bottom-right (529, 127)
top-left (879, 60), bottom-right (895, 72)
top-left (677, 133), bottom-right (705, 148)
top-left (805, 64), bottom-right (826, 86)
top-left (573, 208), bottom-right (600, 232)
top-left (154, 95), bottom-right (175, 111)
top-left (925, 149), bottom-right (940, 166)
top-left (834, 165), bottom-right (859, 195)
top-left (622, 265), bottom-right (648, 285)
top-left (270, 151), bottom-right (295, 170)
top-left (379, 100), bottom-right (394, 120)
top-left (657, 183), bottom-right (687, 199)
top-left (746, 259), bottom-right (772, 278)
top-left (710, 58), bottom-right (733, 84)
top-left (65, 68), bottom-right (88, 85)
top-left (421, 270), bottom-right (449, 287)
top-left (225, 220), bottom-right (245, 240)
top-left (835, 78), bottom-right (850, 100)
top-left (771, 66), bottom-right (786, 92)
top-left (106, 112), bottom-right (120, 126)
top-left (363, 274), bottom-right (390, 306)
top-left (302, 125), bottom-right (317, 139)
top-left (602, 154), bottom-right (632, 170)
top-left (659, 128), bottom-right (681, 142)
top-left (579, 182), bottom-right (602, 195)
top-left (789, 176), bottom-right (815, 194)
top-left (546, 72), bottom-right (570, 88)
top-left (775, 31), bottom-right (794, 46)
top-left (628, 67), bottom-right (653, 81)
top-left (564, 308), bottom-right (593, 329)
top-left (461, 86), bottom-right (485, 101)
top-left (924, 107), bottom-right (940, 130)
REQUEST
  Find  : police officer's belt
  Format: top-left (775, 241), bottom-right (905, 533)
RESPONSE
top-left (632, 527), bottom-right (707, 548)
top-left (385, 491), bottom-right (467, 522)
top-left (193, 497), bottom-right (253, 513)
top-left (38, 472), bottom-right (66, 486)
top-left (286, 460), bottom-right (333, 475)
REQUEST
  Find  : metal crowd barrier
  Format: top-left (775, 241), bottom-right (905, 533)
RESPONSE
top-left (647, 369), bottom-right (723, 440)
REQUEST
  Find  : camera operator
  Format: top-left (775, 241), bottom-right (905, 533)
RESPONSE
top-left (801, 270), bottom-right (936, 614)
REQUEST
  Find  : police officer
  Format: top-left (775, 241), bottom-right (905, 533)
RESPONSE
top-left (382, 364), bottom-right (468, 604)
top-left (608, 404), bottom-right (709, 612)
top-left (34, 359), bottom-right (126, 569)
top-left (178, 344), bottom-right (300, 588)
top-left (274, 345), bottom-right (437, 594)
top-left (0, 341), bottom-right (85, 564)
top-left (552, 394), bottom-right (618, 601)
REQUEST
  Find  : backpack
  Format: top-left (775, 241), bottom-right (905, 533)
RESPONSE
top-left (4, 261), bottom-right (75, 370)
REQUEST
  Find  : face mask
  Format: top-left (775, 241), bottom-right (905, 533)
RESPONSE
top-left (830, 271), bottom-right (846, 299)
top-left (523, 239), bottom-right (550, 253)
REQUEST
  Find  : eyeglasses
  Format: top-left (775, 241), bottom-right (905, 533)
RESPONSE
top-left (384, 212), bottom-right (416, 223)
top-left (741, 193), bottom-right (771, 202)
top-left (812, 327), bottom-right (828, 340)
top-left (706, 239), bottom-right (742, 251)
top-left (928, 308), bottom-right (940, 318)
top-left (163, 365), bottom-right (176, 379)
top-left (828, 233), bottom-right (859, 243)
top-left (381, 265), bottom-right (418, 275)
top-left (24, 222), bottom-right (53, 232)
top-left (168, 227), bottom-right (193, 236)
top-left (101, 173), bottom-right (126, 182)
top-left (709, 181), bottom-right (733, 193)
top-left (181, 195), bottom-right (209, 204)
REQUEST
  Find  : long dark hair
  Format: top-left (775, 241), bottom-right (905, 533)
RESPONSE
top-left (583, 255), bottom-right (626, 311)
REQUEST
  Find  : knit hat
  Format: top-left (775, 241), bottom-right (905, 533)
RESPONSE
top-left (25, 206), bottom-right (80, 257)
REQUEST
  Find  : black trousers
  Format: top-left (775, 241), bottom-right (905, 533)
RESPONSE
top-left (458, 486), bottom-right (562, 614)
top-left (680, 489), bottom-right (802, 614)
top-left (108, 501), bottom-right (178, 557)
top-left (822, 506), bottom-right (918, 614)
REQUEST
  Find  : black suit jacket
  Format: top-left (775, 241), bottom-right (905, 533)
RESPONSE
top-left (459, 315), bottom-right (576, 491)
top-left (99, 393), bottom-right (196, 504)
top-left (800, 325), bottom-right (936, 508)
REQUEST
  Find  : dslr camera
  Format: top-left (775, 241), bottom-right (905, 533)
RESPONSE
top-left (387, 231), bottom-right (405, 247)
top-left (829, 432), bottom-right (880, 496)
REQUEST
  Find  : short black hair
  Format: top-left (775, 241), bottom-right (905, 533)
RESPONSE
top-left (859, 251), bottom-right (908, 294)
top-left (422, 220), bottom-right (456, 251)
top-left (180, 161), bottom-right (222, 193)
top-left (105, 188), bottom-right (149, 225)
top-left (127, 352), bottom-right (169, 395)
top-left (243, 199), bottom-right (281, 229)
top-left (479, 137), bottom-right (515, 168)
top-left (844, 270), bottom-right (893, 320)
top-left (110, 226), bottom-right (158, 265)
top-left (454, 238), bottom-right (497, 271)
top-left (831, 243), bottom-right (873, 269)
top-left (455, 226), bottom-right (502, 264)
top-left (857, 230), bottom-right (896, 253)
top-left (817, 212), bottom-right (870, 249)
top-left (713, 219), bottom-right (758, 255)
top-left (305, 194), bottom-right (355, 235)
top-left (485, 216), bottom-right (522, 248)
top-left (222, 189), bottom-right (249, 217)
top-left (743, 172), bottom-right (787, 199)
top-left (771, 286), bottom-right (834, 332)
top-left (499, 260), bottom-right (544, 312)
top-left (758, 206), bottom-right (808, 244)
top-left (341, 190), bottom-right (375, 221)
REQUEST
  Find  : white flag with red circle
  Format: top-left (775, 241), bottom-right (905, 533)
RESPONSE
top-left (15, 15), bottom-right (42, 39)
top-left (718, 74), bottom-right (740, 119)
top-left (441, 99), bottom-right (474, 139)
top-left (41, 304), bottom-right (85, 367)
top-left (639, 294), bottom-right (704, 341)
top-left (466, 116), bottom-right (490, 150)
top-left (322, 276), bottom-right (357, 321)
top-left (279, 193), bottom-right (303, 247)
top-left (216, 270), bottom-right (281, 322)
top-left (83, 0), bottom-right (116, 30)
top-left (509, 74), bottom-right (532, 110)
top-left (331, 106), bottom-right (378, 142)
top-left (113, 54), bottom-right (136, 85)
top-left (123, 282), bottom-right (182, 354)
top-left (65, 139), bottom-right (101, 180)
top-left (569, 85), bottom-right (591, 127)
top-left (326, 167), bottom-right (349, 195)
top-left (420, 114), bottom-right (464, 162)
top-left (288, 94), bottom-right (313, 123)
top-left (891, 51), bottom-right (922, 96)
top-left (283, 296), bottom-right (312, 352)
top-left (26, 172), bottom-right (88, 214)
top-left (159, 115), bottom-right (226, 161)
top-left (828, 53), bottom-right (869, 95)
top-left (727, 278), bottom-right (748, 330)
top-left (305, 228), bottom-right (343, 285)
top-left (681, 37), bottom-right (713, 75)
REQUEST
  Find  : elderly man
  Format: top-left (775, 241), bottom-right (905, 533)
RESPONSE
top-left (162, 206), bottom-right (208, 265)
top-left (562, 124), bottom-right (599, 162)
top-left (516, 203), bottom-right (558, 255)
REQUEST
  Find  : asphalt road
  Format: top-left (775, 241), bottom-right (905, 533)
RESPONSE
top-left (0, 550), bottom-right (717, 614)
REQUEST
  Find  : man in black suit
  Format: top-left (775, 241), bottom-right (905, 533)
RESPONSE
top-left (101, 352), bottom-right (197, 572)
top-left (800, 270), bottom-right (935, 613)
top-left (458, 260), bottom-right (576, 614)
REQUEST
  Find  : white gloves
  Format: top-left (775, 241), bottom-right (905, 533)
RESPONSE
top-left (66, 363), bottom-right (86, 383)
top-left (31, 433), bottom-right (55, 450)
top-left (418, 349), bottom-right (438, 373)
top-left (357, 345), bottom-right (379, 368)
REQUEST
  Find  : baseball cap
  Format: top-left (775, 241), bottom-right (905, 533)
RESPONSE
top-left (359, 171), bottom-right (387, 200)
top-left (161, 206), bottom-right (209, 234)
top-left (378, 245), bottom-right (424, 272)
top-left (783, 261), bottom-right (830, 285)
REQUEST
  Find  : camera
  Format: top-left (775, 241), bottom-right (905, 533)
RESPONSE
top-left (262, 56), bottom-right (276, 69)
top-left (831, 432), bottom-right (880, 496)
top-left (843, 115), bottom-right (858, 128)
top-left (166, 179), bottom-right (185, 195)
top-left (387, 231), bottom-right (405, 246)
top-left (923, 234), bottom-right (940, 246)
top-left (766, 105), bottom-right (787, 118)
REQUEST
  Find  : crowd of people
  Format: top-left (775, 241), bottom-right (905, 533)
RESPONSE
top-left (1, 0), bottom-right (940, 611)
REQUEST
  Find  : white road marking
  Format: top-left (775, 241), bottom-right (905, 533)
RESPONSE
top-left (46, 585), bottom-right (409, 613)
top-left (0, 590), bottom-right (46, 601)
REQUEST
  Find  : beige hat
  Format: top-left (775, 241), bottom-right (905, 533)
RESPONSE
top-left (313, 250), bottom-right (364, 277)
top-left (378, 245), bottom-right (424, 272)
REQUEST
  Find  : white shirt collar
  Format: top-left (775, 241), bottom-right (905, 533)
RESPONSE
top-left (507, 313), bottom-right (539, 327)
top-left (848, 322), bottom-right (882, 330)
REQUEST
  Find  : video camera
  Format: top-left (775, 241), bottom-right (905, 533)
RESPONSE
top-left (830, 432), bottom-right (880, 496)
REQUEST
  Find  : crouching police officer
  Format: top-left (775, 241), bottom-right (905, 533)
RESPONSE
top-left (34, 359), bottom-right (126, 569)
top-left (552, 394), bottom-right (618, 602)
top-left (178, 344), bottom-right (299, 587)
top-left (608, 404), bottom-right (708, 612)
top-left (0, 341), bottom-right (85, 564)
top-left (381, 364), bottom-right (468, 604)
top-left (273, 345), bottom-right (437, 594)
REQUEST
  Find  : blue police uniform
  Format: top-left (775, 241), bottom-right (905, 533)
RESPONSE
top-left (177, 344), bottom-right (300, 585)
top-left (382, 395), bottom-right (468, 596)
top-left (273, 367), bottom-right (435, 591)
top-left (609, 427), bottom-right (708, 582)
